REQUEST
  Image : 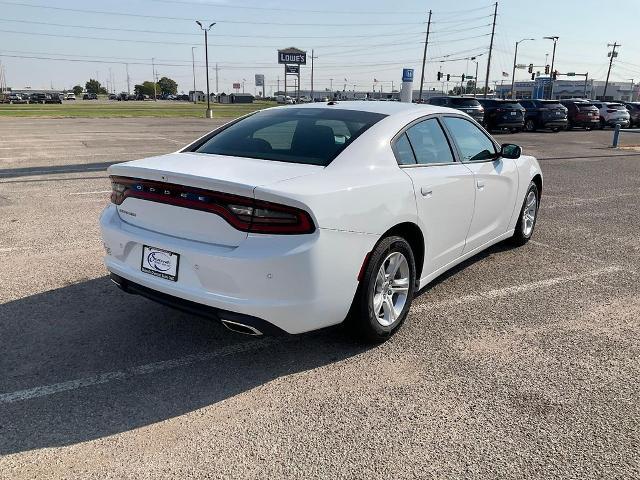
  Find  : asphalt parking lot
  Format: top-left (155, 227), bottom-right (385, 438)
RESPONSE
top-left (1, 118), bottom-right (639, 479)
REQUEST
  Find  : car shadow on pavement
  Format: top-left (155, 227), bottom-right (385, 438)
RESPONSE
top-left (0, 276), bottom-right (367, 455)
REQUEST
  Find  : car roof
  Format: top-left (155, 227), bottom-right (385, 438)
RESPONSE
top-left (269, 100), bottom-right (458, 117)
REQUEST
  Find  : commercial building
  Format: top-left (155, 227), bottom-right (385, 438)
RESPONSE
top-left (495, 78), bottom-right (636, 101)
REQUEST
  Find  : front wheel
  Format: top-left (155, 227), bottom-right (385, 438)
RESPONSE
top-left (510, 182), bottom-right (539, 246)
top-left (347, 236), bottom-right (416, 342)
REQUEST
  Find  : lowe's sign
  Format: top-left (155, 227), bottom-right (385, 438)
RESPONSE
top-left (278, 48), bottom-right (307, 65)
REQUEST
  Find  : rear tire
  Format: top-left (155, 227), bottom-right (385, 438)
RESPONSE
top-left (347, 236), bottom-right (416, 343)
top-left (525, 119), bottom-right (536, 132)
top-left (510, 181), bottom-right (539, 247)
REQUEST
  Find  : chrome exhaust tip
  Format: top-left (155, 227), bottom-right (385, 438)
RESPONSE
top-left (220, 319), bottom-right (263, 336)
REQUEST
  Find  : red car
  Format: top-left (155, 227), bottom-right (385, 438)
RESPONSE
top-left (561, 99), bottom-right (600, 130)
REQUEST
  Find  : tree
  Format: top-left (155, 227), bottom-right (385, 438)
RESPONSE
top-left (158, 76), bottom-right (178, 96)
top-left (72, 85), bottom-right (83, 96)
top-left (134, 81), bottom-right (158, 97)
top-left (85, 79), bottom-right (107, 95)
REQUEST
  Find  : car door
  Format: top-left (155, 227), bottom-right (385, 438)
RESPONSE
top-left (441, 115), bottom-right (519, 253)
top-left (393, 117), bottom-right (475, 275)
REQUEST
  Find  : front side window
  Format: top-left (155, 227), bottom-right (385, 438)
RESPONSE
top-left (405, 118), bottom-right (455, 165)
top-left (442, 116), bottom-right (497, 162)
top-left (194, 108), bottom-right (386, 166)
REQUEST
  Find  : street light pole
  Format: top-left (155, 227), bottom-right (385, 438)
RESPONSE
top-left (191, 47), bottom-right (197, 104)
top-left (544, 36), bottom-right (559, 99)
top-left (628, 78), bottom-right (635, 101)
top-left (511, 38), bottom-right (534, 99)
top-left (196, 20), bottom-right (216, 118)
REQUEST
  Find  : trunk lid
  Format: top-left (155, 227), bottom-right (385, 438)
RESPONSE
top-left (109, 152), bottom-right (322, 246)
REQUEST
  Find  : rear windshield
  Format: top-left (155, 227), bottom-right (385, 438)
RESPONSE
top-left (499, 102), bottom-right (523, 108)
top-left (608, 104), bottom-right (626, 110)
top-left (450, 98), bottom-right (481, 107)
top-left (194, 108), bottom-right (387, 166)
top-left (541, 102), bottom-right (564, 108)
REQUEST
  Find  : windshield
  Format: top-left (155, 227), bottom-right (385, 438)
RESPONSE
top-left (194, 108), bottom-right (386, 166)
top-left (450, 98), bottom-right (481, 107)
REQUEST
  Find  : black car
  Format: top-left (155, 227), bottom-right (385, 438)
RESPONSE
top-left (622, 102), bottom-right (640, 127)
top-left (477, 99), bottom-right (525, 132)
top-left (518, 99), bottom-right (568, 132)
top-left (426, 96), bottom-right (484, 124)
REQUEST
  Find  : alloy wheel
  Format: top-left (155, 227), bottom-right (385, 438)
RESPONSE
top-left (522, 190), bottom-right (538, 237)
top-left (372, 251), bottom-right (410, 327)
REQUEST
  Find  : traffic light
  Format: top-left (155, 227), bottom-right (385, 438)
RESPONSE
top-left (446, 74), bottom-right (450, 81)
top-left (531, 73), bottom-right (535, 80)
top-left (552, 70), bottom-right (558, 80)
top-left (437, 71), bottom-right (442, 81)
top-left (544, 64), bottom-right (550, 74)
top-left (528, 63), bottom-right (534, 74)
top-left (461, 74), bottom-right (465, 82)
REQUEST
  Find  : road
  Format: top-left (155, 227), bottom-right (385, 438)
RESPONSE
top-left (1, 118), bottom-right (639, 479)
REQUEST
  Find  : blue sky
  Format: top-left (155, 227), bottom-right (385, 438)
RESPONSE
top-left (0, 0), bottom-right (639, 94)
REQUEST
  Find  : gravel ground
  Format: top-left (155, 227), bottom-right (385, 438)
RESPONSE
top-left (0, 118), bottom-right (639, 479)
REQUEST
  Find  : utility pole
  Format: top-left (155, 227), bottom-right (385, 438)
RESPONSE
top-left (191, 47), bottom-right (197, 103)
top-left (483, 2), bottom-right (498, 98)
top-left (125, 63), bottom-right (130, 95)
top-left (330, 78), bottom-right (333, 92)
top-left (215, 63), bottom-right (219, 93)
top-left (511, 38), bottom-right (534, 99)
top-left (603, 42), bottom-right (620, 101)
top-left (196, 21), bottom-right (216, 118)
top-left (151, 58), bottom-right (157, 101)
top-left (418, 9), bottom-right (432, 102)
top-left (310, 49), bottom-right (318, 101)
top-left (629, 78), bottom-right (635, 101)
top-left (584, 72), bottom-right (589, 98)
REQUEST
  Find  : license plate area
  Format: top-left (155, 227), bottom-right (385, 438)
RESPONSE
top-left (141, 245), bottom-right (180, 281)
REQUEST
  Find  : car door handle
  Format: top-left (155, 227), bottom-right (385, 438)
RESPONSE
top-left (420, 186), bottom-right (433, 198)
top-left (476, 181), bottom-right (485, 190)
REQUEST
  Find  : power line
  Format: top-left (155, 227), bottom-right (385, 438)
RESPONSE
top-left (0, 17), bottom-right (425, 39)
top-left (0, 1), bottom-right (424, 26)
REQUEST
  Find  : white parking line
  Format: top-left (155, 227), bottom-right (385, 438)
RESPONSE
top-left (0, 338), bottom-right (280, 404)
top-left (412, 266), bottom-right (624, 313)
top-left (69, 190), bottom-right (111, 195)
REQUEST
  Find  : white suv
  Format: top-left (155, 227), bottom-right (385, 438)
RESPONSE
top-left (592, 101), bottom-right (630, 128)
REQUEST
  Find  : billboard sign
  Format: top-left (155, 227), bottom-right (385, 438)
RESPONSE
top-left (285, 65), bottom-right (300, 74)
top-left (278, 48), bottom-right (307, 65)
top-left (402, 68), bottom-right (414, 82)
top-left (255, 74), bottom-right (265, 86)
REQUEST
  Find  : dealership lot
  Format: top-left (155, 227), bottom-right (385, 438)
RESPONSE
top-left (1, 119), bottom-right (639, 478)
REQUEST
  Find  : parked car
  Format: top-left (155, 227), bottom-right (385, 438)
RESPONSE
top-left (276, 95), bottom-right (294, 104)
top-left (560, 99), bottom-right (600, 130)
top-left (83, 93), bottom-right (98, 100)
top-left (108, 93), bottom-right (118, 100)
top-left (477, 99), bottom-right (525, 132)
top-left (621, 102), bottom-right (640, 127)
top-left (427, 96), bottom-right (484, 124)
top-left (7, 94), bottom-right (28, 104)
top-left (65, 93), bottom-right (76, 101)
top-left (101, 102), bottom-right (542, 341)
top-left (45, 94), bottom-right (63, 104)
top-left (590, 101), bottom-right (630, 129)
top-left (518, 99), bottom-right (568, 132)
top-left (30, 93), bottom-right (49, 104)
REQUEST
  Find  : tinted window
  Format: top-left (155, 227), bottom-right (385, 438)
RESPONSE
top-left (393, 133), bottom-right (416, 165)
top-left (442, 116), bottom-right (496, 162)
top-left (499, 101), bottom-right (522, 109)
top-left (405, 118), bottom-right (454, 165)
top-left (519, 100), bottom-right (532, 108)
top-left (450, 98), bottom-right (481, 107)
top-left (195, 108), bottom-right (386, 166)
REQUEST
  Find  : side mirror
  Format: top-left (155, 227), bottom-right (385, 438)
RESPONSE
top-left (501, 143), bottom-right (521, 159)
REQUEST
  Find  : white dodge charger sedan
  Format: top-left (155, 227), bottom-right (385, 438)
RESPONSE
top-left (101, 101), bottom-right (542, 341)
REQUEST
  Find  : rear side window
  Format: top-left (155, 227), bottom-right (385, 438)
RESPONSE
top-left (195, 108), bottom-right (386, 166)
top-left (405, 118), bottom-right (454, 165)
top-left (442, 116), bottom-right (496, 162)
top-left (393, 133), bottom-right (416, 165)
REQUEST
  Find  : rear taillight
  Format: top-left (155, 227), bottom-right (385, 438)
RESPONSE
top-left (110, 176), bottom-right (315, 235)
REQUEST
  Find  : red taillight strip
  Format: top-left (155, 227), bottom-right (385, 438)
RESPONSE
top-left (110, 176), bottom-right (315, 235)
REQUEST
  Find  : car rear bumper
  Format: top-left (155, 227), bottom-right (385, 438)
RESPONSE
top-left (605, 118), bottom-right (630, 126)
top-left (541, 120), bottom-right (568, 128)
top-left (493, 120), bottom-right (525, 129)
top-left (100, 205), bottom-right (376, 334)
